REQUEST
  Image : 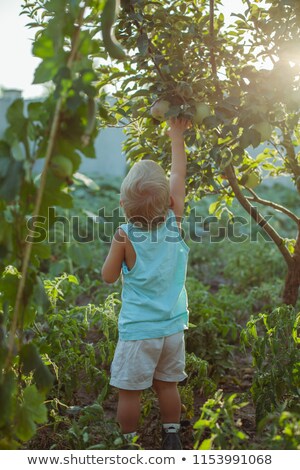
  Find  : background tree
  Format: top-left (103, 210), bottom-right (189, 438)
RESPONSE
top-left (97, 0), bottom-right (300, 305)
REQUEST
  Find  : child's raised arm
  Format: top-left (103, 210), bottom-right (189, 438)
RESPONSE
top-left (101, 228), bottom-right (126, 283)
top-left (168, 118), bottom-right (190, 220)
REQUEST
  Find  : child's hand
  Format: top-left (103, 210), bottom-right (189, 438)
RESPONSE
top-left (167, 117), bottom-right (191, 140)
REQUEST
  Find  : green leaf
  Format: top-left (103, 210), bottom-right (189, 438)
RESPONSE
top-left (194, 419), bottom-right (211, 428)
top-left (199, 437), bottom-right (214, 449)
top-left (6, 99), bottom-right (25, 127)
top-left (33, 59), bottom-right (60, 84)
top-left (33, 34), bottom-right (55, 59)
top-left (27, 101), bottom-right (45, 121)
top-left (41, 177), bottom-right (74, 214)
top-left (23, 305), bottom-right (38, 328)
top-left (0, 159), bottom-right (23, 201)
top-left (20, 343), bottom-right (41, 374)
top-left (31, 243), bottom-right (51, 260)
top-left (0, 371), bottom-right (16, 427)
top-left (240, 129), bottom-right (261, 149)
top-left (34, 362), bottom-right (55, 393)
top-left (33, 275), bottom-right (51, 315)
top-left (0, 266), bottom-right (21, 305)
top-left (11, 141), bottom-right (25, 161)
top-left (67, 274), bottom-right (79, 284)
top-left (23, 385), bottom-right (48, 424)
top-left (0, 156), bottom-right (11, 179)
top-left (15, 385), bottom-right (47, 442)
top-left (15, 407), bottom-right (37, 442)
top-left (209, 200), bottom-right (220, 215)
top-left (203, 116), bottom-right (220, 129)
top-left (137, 33), bottom-right (149, 55)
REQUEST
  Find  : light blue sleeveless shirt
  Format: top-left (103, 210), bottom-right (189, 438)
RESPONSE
top-left (118, 210), bottom-right (189, 340)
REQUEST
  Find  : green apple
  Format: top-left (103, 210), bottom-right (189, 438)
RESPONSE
top-left (150, 99), bottom-right (170, 121)
top-left (51, 155), bottom-right (73, 179)
top-left (194, 103), bottom-right (211, 124)
top-left (253, 121), bottom-right (273, 142)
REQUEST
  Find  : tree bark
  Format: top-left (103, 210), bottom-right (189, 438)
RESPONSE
top-left (283, 257), bottom-right (300, 306)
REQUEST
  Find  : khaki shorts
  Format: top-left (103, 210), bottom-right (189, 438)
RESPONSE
top-left (110, 331), bottom-right (187, 390)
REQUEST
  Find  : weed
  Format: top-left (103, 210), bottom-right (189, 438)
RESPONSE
top-left (241, 306), bottom-right (300, 424)
top-left (193, 390), bottom-right (249, 450)
top-left (258, 406), bottom-right (300, 450)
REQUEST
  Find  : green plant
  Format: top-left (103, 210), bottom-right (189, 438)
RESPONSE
top-left (223, 242), bottom-right (284, 292)
top-left (186, 277), bottom-right (239, 379)
top-left (0, 266), bottom-right (54, 449)
top-left (35, 290), bottom-right (119, 401)
top-left (66, 399), bottom-right (139, 450)
top-left (241, 306), bottom-right (300, 424)
top-left (0, 0), bottom-right (127, 447)
top-left (194, 390), bottom-right (249, 450)
top-left (179, 352), bottom-right (216, 419)
top-left (258, 406), bottom-right (300, 450)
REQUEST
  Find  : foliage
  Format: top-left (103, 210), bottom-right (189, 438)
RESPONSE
top-left (97, 0), bottom-right (300, 304)
top-left (28, 290), bottom-right (122, 450)
top-left (36, 285), bottom-right (119, 401)
top-left (258, 407), bottom-right (300, 450)
top-left (63, 400), bottom-right (139, 450)
top-left (44, 176), bottom-right (122, 278)
top-left (241, 305), bottom-right (300, 424)
top-left (193, 390), bottom-right (249, 450)
top-left (0, 266), bottom-right (54, 449)
top-left (179, 352), bottom-right (216, 419)
top-left (0, 0), bottom-right (125, 447)
top-left (186, 277), bottom-right (240, 379)
top-left (222, 242), bottom-right (284, 292)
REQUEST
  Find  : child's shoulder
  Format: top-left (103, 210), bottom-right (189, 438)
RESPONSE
top-left (114, 226), bottom-right (128, 243)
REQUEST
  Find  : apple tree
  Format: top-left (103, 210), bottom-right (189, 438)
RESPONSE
top-left (97, 0), bottom-right (300, 305)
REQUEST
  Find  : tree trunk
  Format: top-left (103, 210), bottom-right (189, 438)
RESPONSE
top-left (283, 256), bottom-right (300, 306)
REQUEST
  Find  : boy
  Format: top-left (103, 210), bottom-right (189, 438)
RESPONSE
top-left (102, 118), bottom-right (190, 449)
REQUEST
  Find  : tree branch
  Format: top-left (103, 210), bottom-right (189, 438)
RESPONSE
top-left (245, 187), bottom-right (300, 225)
top-left (224, 164), bottom-right (293, 268)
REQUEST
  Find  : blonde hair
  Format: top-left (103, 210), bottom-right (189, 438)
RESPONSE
top-left (120, 160), bottom-right (170, 228)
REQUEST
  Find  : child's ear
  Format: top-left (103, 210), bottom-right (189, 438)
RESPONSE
top-left (169, 196), bottom-right (175, 208)
top-left (120, 199), bottom-right (124, 207)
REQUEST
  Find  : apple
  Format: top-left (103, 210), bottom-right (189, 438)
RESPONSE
top-left (253, 121), bottom-right (273, 142)
top-left (51, 155), bottom-right (73, 179)
top-left (150, 100), bottom-right (170, 121)
top-left (194, 103), bottom-right (211, 124)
